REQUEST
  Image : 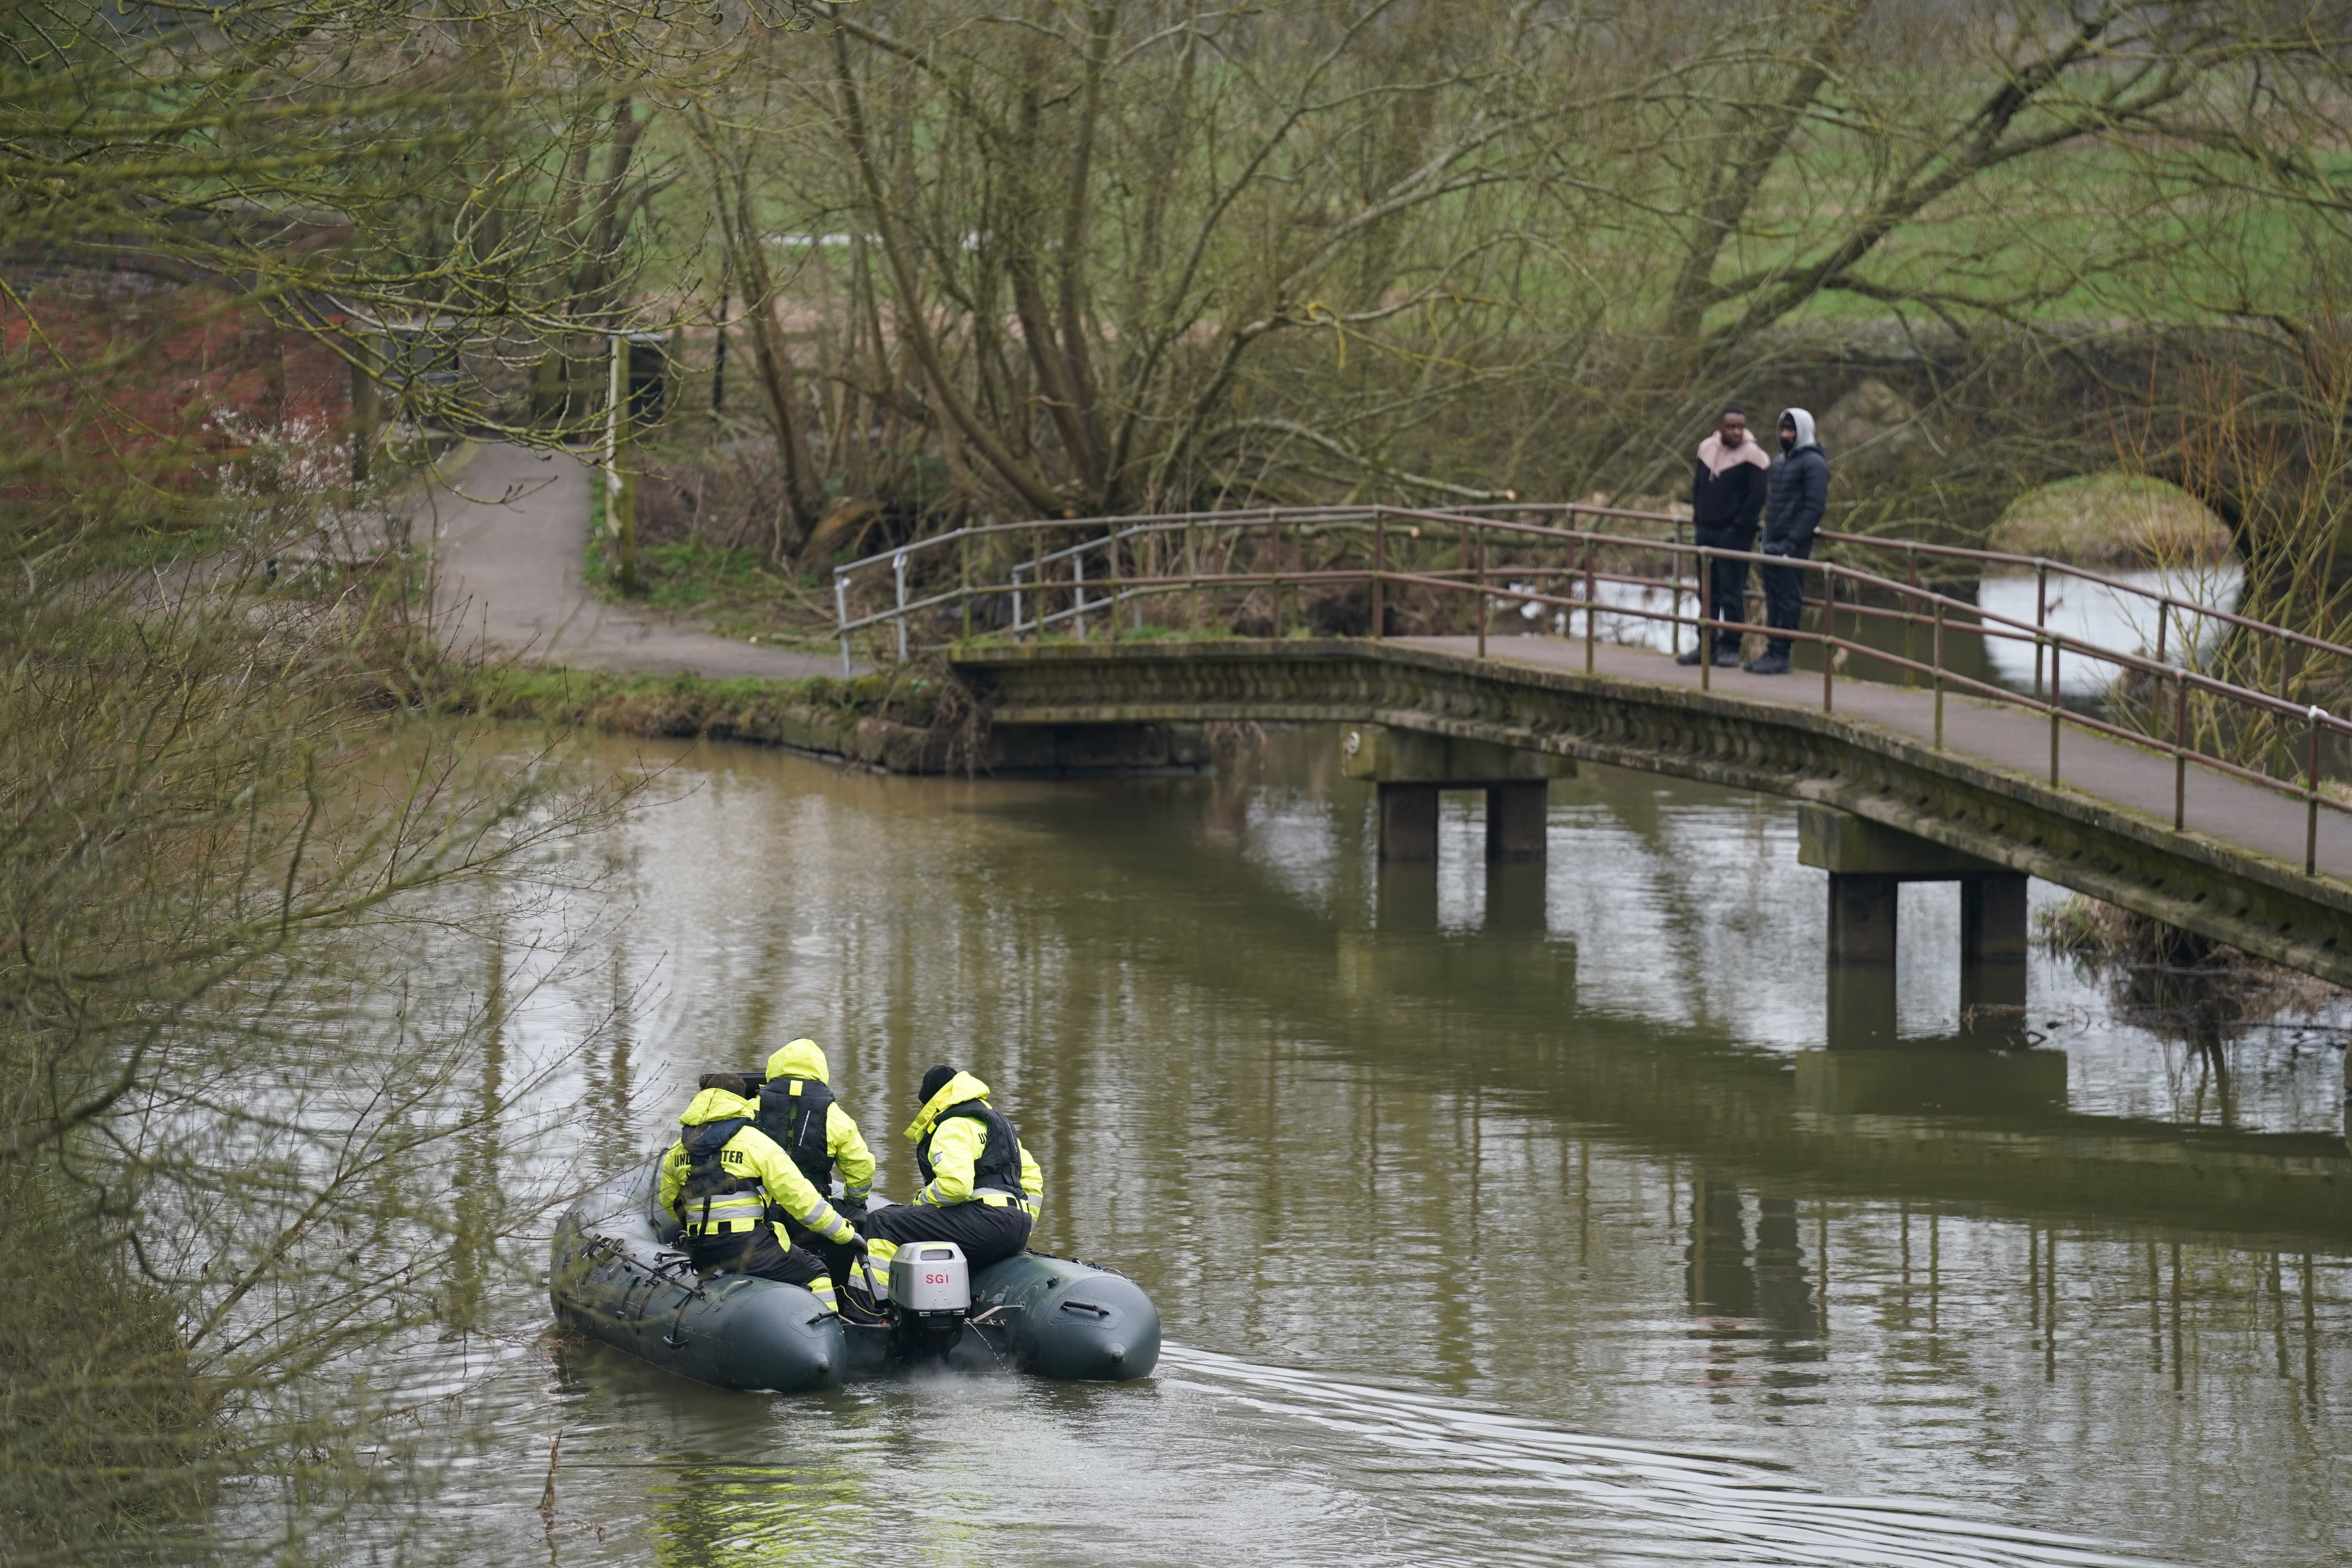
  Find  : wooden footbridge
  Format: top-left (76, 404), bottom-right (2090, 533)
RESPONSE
top-left (834, 505), bottom-right (2352, 994)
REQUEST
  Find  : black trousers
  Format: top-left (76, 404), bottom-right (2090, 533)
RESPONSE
top-left (689, 1226), bottom-right (831, 1287)
top-left (1760, 537), bottom-right (1814, 657)
top-left (786, 1213), bottom-right (866, 1295)
top-left (1694, 526), bottom-right (1755, 651)
top-left (863, 1200), bottom-right (1034, 1272)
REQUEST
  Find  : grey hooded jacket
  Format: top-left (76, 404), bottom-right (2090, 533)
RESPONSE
top-left (1761, 407), bottom-right (1829, 555)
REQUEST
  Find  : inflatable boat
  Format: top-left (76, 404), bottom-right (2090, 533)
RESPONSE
top-left (548, 1161), bottom-right (1160, 1392)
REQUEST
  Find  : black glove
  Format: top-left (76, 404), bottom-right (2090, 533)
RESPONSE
top-left (1761, 539), bottom-right (1789, 557)
top-left (848, 1233), bottom-right (869, 1255)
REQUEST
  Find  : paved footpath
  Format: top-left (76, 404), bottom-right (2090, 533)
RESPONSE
top-left (427, 441), bottom-right (852, 681)
top-left (1406, 633), bottom-right (2352, 882)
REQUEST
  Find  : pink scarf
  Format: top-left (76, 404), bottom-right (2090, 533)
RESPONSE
top-left (1698, 433), bottom-right (1771, 477)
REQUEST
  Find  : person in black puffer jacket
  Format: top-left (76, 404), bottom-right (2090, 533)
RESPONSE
top-left (1678, 405), bottom-right (1771, 668)
top-left (1748, 408), bottom-right (1830, 674)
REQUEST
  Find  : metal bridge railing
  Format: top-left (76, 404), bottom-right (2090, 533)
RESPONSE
top-left (833, 505), bottom-right (2352, 877)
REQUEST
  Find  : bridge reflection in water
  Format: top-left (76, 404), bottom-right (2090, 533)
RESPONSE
top-left (478, 730), bottom-right (2349, 1568)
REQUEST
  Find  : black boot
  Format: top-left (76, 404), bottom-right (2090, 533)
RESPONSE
top-left (1675, 646), bottom-right (1704, 666)
top-left (1744, 650), bottom-right (1791, 675)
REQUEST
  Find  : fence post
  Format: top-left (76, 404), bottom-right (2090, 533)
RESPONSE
top-left (1106, 529), bottom-right (1125, 636)
top-left (1279, 512), bottom-right (1298, 639)
top-left (1821, 568), bottom-right (1835, 713)
top-left (1583, 538), bottom-right (1596, 674)
top-left (2049, 639), bottom-right (2063, 786)
top-left (1373, 513), bottom-right (1387, 640)
top-left (835, 574), bottom-right (852, 677)
top-left (1032, 530), bottom-right (1044, 642)
top-left (958, 532), bottom-right (972, 642)
top-left (1697, 544), bottom-right (1711, 691)
top-left (1902, 542), bottom-right (1920, 687)
top-left (2034, 561), bottom-right (2048, 701)
top-left (1932, 599), bottom-right (1945, 750)
top-left (893, 550), bottom-right (908, 661)
top-left (2154, 598), bottom-right (2168, 667)
top-left (1476, 521), bottom-right (1488, 660)
top-left (2174, 671), bottom-right (2189, 831)
top-left (1187, 520), bottom-right (1199, 632)
top-left (2308, 709), bottom-right (2325, 876)
top-left (1074, 546), bottom-right (1087, 641)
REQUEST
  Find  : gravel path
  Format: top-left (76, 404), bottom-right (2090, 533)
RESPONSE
top-left (427, 441), bottom-right (853, 681)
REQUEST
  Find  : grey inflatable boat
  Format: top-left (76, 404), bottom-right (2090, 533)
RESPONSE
top-left (548, 1161), bottom-right (1160, 1392)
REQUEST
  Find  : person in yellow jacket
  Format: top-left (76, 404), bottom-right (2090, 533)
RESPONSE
top-left (656, 1073), bottom-right (861, 1312)
top-left (861, 1066), bottom-right (1044, 1290)
top-left (750, 1038), bottom-right (878, 1308)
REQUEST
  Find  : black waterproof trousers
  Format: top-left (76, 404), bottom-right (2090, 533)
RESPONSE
top-left (1760, 537), bottom-right (1814, 658)
top-left (690, 1226), bottom-right (831, 1288)
top-left (864, 1200), bottom-right (1034, 1271)
top-left (1694, 525), bottom-right (1756, 653)
top-left (785, 1212), bottom-right (877, 1310)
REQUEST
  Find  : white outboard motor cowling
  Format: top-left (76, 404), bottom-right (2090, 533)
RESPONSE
top-left (889, 1242), bottom-right (971, 1316)
top-left (884, 1241), bottom-right (972, 1364)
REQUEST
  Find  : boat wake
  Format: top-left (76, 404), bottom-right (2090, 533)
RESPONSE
top-left (1161, 1345), bottom-right (2174, 1568)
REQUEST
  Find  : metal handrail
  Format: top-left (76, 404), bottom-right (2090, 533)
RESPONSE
top-left (831, 505), bottom-right (2349, 877)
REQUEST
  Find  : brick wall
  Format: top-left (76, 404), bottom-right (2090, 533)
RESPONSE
top-left (2, 260), bottom-right (353, 496)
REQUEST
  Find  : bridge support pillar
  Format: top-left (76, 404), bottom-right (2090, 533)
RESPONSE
top-left (1826, 875), bottom-right (1899, 964)
top-left (1376, 784), bottom-right (1441, 862)
top-left (1486, 782), bottom-right (1548, 861)
top-left (1802, 805), bottom-right (2033, 1041)
top-left (1345, 725), bottom-right (1572, 865)
top-left (1961, 875), bottom-right (2030, 962)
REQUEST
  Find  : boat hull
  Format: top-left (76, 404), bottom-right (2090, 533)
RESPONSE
top-left (548, 1164), bottom-right (1160, 1391)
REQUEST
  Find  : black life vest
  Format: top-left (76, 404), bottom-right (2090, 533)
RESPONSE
top-left (677, 1117), bottom-right (766, 1241)
top-left (754, 1077), bottom-right (837, 1192)
top-left (915, 1098), bottom-right (1026, 1200)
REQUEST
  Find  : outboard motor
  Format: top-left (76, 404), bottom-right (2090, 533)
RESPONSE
top-left (884, 1241), bottom-right (971, 1364)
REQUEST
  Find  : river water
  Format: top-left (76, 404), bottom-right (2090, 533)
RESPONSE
top-left (444, 728), bottom-right (2349, 1567)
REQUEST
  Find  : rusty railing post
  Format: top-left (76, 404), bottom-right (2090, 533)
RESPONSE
top-left (1372, 512), bottom-right (1387, 639)
top-left (1821, 566), bottom-right (1835, 713)
top-left (2034, 560), bottom-right (2048, 701)
top-left (958, 532), bottom-right (972, 642)
top-left (1698, 544), bottom-right (1711, 691)
top-left (1933, 597), bottom-right (1945, 750)
top-left (2049, 639), bottom-right (2063, 786)
top-left (1476, 520), bottom-right (1488, 659)
top-left (1273, 509), bottom-right (1287, 638)
top-left (1186, 519), bottom-right (1199, 632)
top-left (2307, 708), bottom-right (2325, 876)
top-left (2174, 670), bottom-right (2189, 831)
top-left (1584, 536), bottom-right (1596, 673)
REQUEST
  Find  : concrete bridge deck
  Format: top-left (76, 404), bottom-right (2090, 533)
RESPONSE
top-left (953, 633), bottom-right (2352, 987)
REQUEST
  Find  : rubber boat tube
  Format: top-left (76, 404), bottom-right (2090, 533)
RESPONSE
top-left (549, 1162), bottom-right (1160, 1391)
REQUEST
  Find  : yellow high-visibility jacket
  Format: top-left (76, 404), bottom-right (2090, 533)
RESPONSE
top-left (657, 1087), bottom-right (857, 1247)
top-left (763, 1038), bottom-right (877, 1203)
top-left (903, 1071), bottom-right (1044, 1210)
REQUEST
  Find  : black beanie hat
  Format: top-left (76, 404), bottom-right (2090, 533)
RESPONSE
top-left (699, 1071), bottom-right (749, 1097)
top-left (919, 1065), bottom-right (957, 1103)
